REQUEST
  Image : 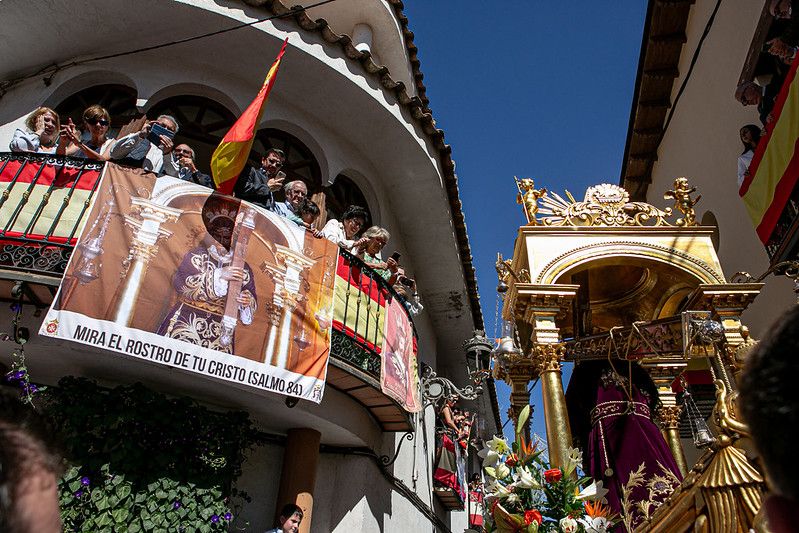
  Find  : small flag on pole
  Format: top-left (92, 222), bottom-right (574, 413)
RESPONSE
top-left (211, 38), bottom-right (288, 194)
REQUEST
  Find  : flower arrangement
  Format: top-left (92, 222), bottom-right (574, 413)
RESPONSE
top-left (479, 405), bottom-right (615, 533)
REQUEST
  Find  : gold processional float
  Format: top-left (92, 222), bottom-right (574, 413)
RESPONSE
top-left (491, 177), bottom-right (772, 532)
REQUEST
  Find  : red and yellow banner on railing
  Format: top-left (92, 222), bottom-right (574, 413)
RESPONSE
top-left (740, 57), bottom-right (799, 244)
top-left (332, 254), bottom-right (421, 412)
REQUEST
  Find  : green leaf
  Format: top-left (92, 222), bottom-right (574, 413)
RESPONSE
top-left (111, 508), bottom-right (129, 523)
top-left (116, 484), bottom-right (131, 500)
top-left (516, 405), bottom-right (531, 435)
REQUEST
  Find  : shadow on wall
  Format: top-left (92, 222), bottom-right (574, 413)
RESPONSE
top-left (312, 453), bottom-right (393, 532)
top-left (236, 443), bottom-right (285, 531)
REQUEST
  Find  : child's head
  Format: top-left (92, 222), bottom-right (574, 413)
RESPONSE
top-left (299, 198), bottom-right (320, 225)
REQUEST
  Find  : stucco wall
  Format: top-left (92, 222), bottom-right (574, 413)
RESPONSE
top-left (647, 0), bottom-right (795, 336)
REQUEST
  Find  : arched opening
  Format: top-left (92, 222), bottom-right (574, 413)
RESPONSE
top-left (701, 210), bottom-right (720, 252)
top-left (54, 84), bottom-right (138, 139)
top-left (252, 128), bottom-right (322, 193)
top-left (148, 96), bottom-right (236, 172)
top-left (324, 174), bottom-right (372, 226)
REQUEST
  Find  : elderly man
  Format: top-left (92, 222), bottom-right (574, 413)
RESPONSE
top-left (234, 148), bottom-right (286, 209)
top-left (273, 179), bottom-right (308, 220)
top-left (735, 80), bottom-right (781, 127)
top-left (110, 114), bottom-right (178, 173)
top-left (161, 143), bottom-right (213, 188)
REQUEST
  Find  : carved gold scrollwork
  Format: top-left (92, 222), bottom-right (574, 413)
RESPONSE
top-left (656, 405), bottom-right (683, 430)
top-left (532, 343), bottom-right (564, 374)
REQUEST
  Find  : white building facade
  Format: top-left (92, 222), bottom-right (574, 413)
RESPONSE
top-left (0, 1), bottom-right (500, 531)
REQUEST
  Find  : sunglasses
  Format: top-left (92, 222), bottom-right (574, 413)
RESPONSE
top-left (85, 118), bottom-right (110, 127)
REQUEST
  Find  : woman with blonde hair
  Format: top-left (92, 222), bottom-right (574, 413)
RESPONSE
top-left (9, 107), bottom-right (64, 154)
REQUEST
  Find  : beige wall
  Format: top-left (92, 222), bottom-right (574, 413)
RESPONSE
top-left (647, 0), bottom-right (795, 336)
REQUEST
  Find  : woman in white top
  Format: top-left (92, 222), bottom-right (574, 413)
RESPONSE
top-left (65, 105), bottom-right (115, 160)
top-left (320, 204), bottom-right (369, 252)
top-left (737, 124), bottom-right (761, 189)
top-left (9, 107), bottom-right (64, 154)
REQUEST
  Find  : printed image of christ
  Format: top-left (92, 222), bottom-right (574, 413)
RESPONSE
top-left (157, 195), bottom-right (257, 353)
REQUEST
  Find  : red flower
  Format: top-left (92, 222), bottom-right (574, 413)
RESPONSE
top-left (544, 468), bottom-right (562, 483)
top-left (524, 509), bottom-right (543, 525)
top-left (505, 454), bottom-right (518, 467)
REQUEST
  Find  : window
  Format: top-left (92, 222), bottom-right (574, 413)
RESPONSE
top-left (55, 84), bottom-right (138, 138)
top-left (252, 128), bottom-right (322, 193)
top-left (324, 174), bottom-right (372, 226)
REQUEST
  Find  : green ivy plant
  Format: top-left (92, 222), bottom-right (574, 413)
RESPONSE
top-left (44, 377), bottom-right (265, 532)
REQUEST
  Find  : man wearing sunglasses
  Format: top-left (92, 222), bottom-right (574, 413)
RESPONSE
top-left (110, 114), bottom-right (178, 173)
top-left (161, 143), bottom-right (213, 189)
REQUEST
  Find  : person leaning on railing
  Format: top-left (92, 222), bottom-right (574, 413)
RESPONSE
top-left (9, 107), bottom-right (66, 155)
top-left (60, 105), bottom-right (115, 161)
top-left (320, 204), bottom-right (369, 253)
top-left (738, 124), bottom-right (761, 188)
top-left (355, 226), bottom-right (399, 283)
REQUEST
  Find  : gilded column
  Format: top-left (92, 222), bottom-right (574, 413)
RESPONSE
top-left (534, 343), bottom-right (572, 470)
top-left (656, 400), bottom-right (688, 477)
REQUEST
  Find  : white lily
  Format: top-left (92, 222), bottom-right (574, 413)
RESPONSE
top-left (486, 435), bottom-right (510, 454)
top-left (480, 448), bottom-right (501, 468)
top-left (576, 480), bottom-right (609, 502)
top-left (495, 462), bottom-right (510, 480)
top-left (506, 491), bottom-right (520, 506)
top-left (563, 447), bottom-right (583, 475)
top-left (514, 466), bottom-right (541, 490)
top-left (579, 517), bottom-right (610, 533)
top-left (559, 517), bottom-right (578, 533)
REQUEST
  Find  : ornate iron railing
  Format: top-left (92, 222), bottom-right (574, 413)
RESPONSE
top-left (332, 250), bottom-right (417, 381)
top-left (0, 152), bottom-right (104, 275)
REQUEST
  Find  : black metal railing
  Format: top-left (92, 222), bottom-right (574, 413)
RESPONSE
top-left (332, 250), bottom-right (417, 381)
top-left (764, 182), bottom-right (799, 263)
top-left (0, 152), bottom-right (105, 275)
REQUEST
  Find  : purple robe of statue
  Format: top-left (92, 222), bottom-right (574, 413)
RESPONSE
top-left (157, 244), bottom-right (257, 354)
top-left (587, 370), bottom-right (682, 529)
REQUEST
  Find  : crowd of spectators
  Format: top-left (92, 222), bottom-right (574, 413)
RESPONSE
top-left (734, 0), bottom-right (799, 188)
top-left (8, 104), bottom-right (422, 313)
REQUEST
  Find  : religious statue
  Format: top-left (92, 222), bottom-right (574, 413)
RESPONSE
top-left (663, 177), bottom-right (701, 227)
top-left (515, 177), bottom-right (547, 225)
top-left (157, 195), bottom-right (257, 353)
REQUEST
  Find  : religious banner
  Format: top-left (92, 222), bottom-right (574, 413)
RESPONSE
top-left (331, 253), bottom-right (421, 413)
top-left (40, 163), bottom-right (338, 403)
top-left (381, 297), bottom-right (421, 412)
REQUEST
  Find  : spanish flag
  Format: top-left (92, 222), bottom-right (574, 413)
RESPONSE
top-left (740, 57), bottom-right (799, 244)
top-left (211, 38), bottom-right (288, 194)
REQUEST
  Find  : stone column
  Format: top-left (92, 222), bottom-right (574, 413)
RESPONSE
top-left (113, 198), bottom-right (182, 326)
top-left (535, 343), bottom-right (572, 470)
top-left (276, 428), bottom-right (321, 533)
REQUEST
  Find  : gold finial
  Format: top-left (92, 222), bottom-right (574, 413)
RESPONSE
top-left (663, 177), bottom-right (701, 227)
top-left (515, 176), bottom-right (547, 225)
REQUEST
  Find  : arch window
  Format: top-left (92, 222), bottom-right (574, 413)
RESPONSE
top-left (253, 128), bottom-right (322, 193)
top-left (54, 84), bottom-right (138, 138)
top-left (324, 174), bottom-right (372, 227)
top-left (148, 96), bottom-right (236, 172)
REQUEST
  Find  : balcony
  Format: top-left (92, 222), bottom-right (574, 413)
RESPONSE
top-left (0, 152), bottom-right (414, 432)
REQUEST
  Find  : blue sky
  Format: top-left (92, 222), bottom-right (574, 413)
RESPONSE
top-left (402, 2), bottom-right (648, 439)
